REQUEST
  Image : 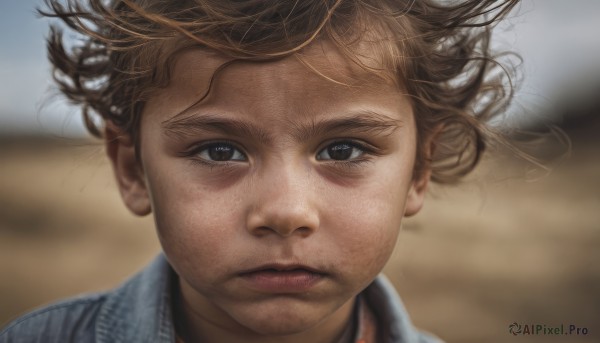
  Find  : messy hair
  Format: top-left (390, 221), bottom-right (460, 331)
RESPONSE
top-left (40, 0), bottom-right (520, 183)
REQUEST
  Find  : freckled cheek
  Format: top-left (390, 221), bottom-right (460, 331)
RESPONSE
top-left (147, 174), bottom-right (243, 279)
top-left (325, 196), bottom-right (402, 281)
top-left (341, 219), bottom-right (399, 268)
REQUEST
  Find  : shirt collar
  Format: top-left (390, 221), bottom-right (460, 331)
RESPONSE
top-left (96, 254), bottom-right (176, 343)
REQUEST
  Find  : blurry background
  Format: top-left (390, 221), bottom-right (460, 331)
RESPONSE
top-left (1, 0), bottom-right (599, 342)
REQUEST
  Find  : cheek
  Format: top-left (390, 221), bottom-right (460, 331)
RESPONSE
top-left (332, 198), bottom-right (401, 264)
top-left (144, 166), bottom-right (245, 279)
top-left (321, 165), bottom-right (409, 281)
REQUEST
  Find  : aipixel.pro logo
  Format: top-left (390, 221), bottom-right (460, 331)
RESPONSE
top-left (508, 322), bottom-right (589, 336)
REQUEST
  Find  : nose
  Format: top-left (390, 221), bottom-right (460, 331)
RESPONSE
top-left (246, 160), bottom-right (319, 238)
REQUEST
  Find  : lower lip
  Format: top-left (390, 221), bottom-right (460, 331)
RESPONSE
top-left (240, 269), bottom-right (324, 293)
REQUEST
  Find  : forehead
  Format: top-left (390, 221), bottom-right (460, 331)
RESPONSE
top-left (144, 39), bottom-right (411, 128)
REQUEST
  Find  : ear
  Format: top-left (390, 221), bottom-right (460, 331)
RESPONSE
top-left (404, 168), bottom-right (431, 217)
top-left (105, 124), bottom-right (152, 216)
top-left (404, 126), bottom-right (441, 217)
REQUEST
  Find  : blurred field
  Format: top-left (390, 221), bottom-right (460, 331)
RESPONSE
top-left (0, 135), bottom-right (598, 342)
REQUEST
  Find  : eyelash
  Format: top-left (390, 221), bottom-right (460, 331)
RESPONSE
top-left (184, 140), bottom-right (376, 169)
top-left (317, 140), bottom-right (375, 170)
top-left (185, 140), bottom-right (245, 169)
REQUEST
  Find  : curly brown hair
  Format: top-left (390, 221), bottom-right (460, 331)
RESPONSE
top-left (40, 0), bottom-right (520, 183)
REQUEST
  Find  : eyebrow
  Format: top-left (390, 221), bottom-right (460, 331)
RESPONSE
top-left (292, 110), bottom-right (402, 142)
top-left (161, 110), bottom-right (402, 143)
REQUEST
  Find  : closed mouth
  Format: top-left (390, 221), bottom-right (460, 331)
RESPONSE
top-left (239, 263), bottom-right (326, 276)
top-left (238, 265), bottom-right (326, 292)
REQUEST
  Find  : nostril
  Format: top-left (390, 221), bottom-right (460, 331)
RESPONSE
top-left (296, 226), bottom-right (312, 237)
top-left (250, 225), bottom-right (312, 238)
top-left (246, 208), bottom-right (319, 237)
top-left (252, 226), bottom-right (276, 237)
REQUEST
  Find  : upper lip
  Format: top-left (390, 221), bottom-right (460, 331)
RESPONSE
top-left (239, 263), bottom-right (326, 275)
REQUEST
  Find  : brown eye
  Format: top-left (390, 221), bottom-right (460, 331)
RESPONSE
top-left (197, 143), bottom-right (246, 162)
top-left (317, 141), bottom-right (365, 161)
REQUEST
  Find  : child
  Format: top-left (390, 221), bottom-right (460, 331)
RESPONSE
top-left (1, 0), bottom-right (520, 342)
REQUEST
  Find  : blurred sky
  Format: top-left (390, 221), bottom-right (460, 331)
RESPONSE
top-left (1, 0), bottom-right (599, 137)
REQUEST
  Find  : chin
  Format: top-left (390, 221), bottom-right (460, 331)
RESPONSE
top-left (247, 320), bottom-right (315, 336)
top-left (231, 302), bottom-right (327, 336)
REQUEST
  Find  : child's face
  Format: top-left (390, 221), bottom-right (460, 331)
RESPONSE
top-left (110, 41), bottom-right (429, 337)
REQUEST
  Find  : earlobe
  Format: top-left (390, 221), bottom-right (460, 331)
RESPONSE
top-left (404, 168), bottom-right (430, 217)
top-left (105, 125), bottom-right (152, 216)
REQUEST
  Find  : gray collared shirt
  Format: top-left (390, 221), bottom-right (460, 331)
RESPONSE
top-left (1, 254), bottom-right (442, 343)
